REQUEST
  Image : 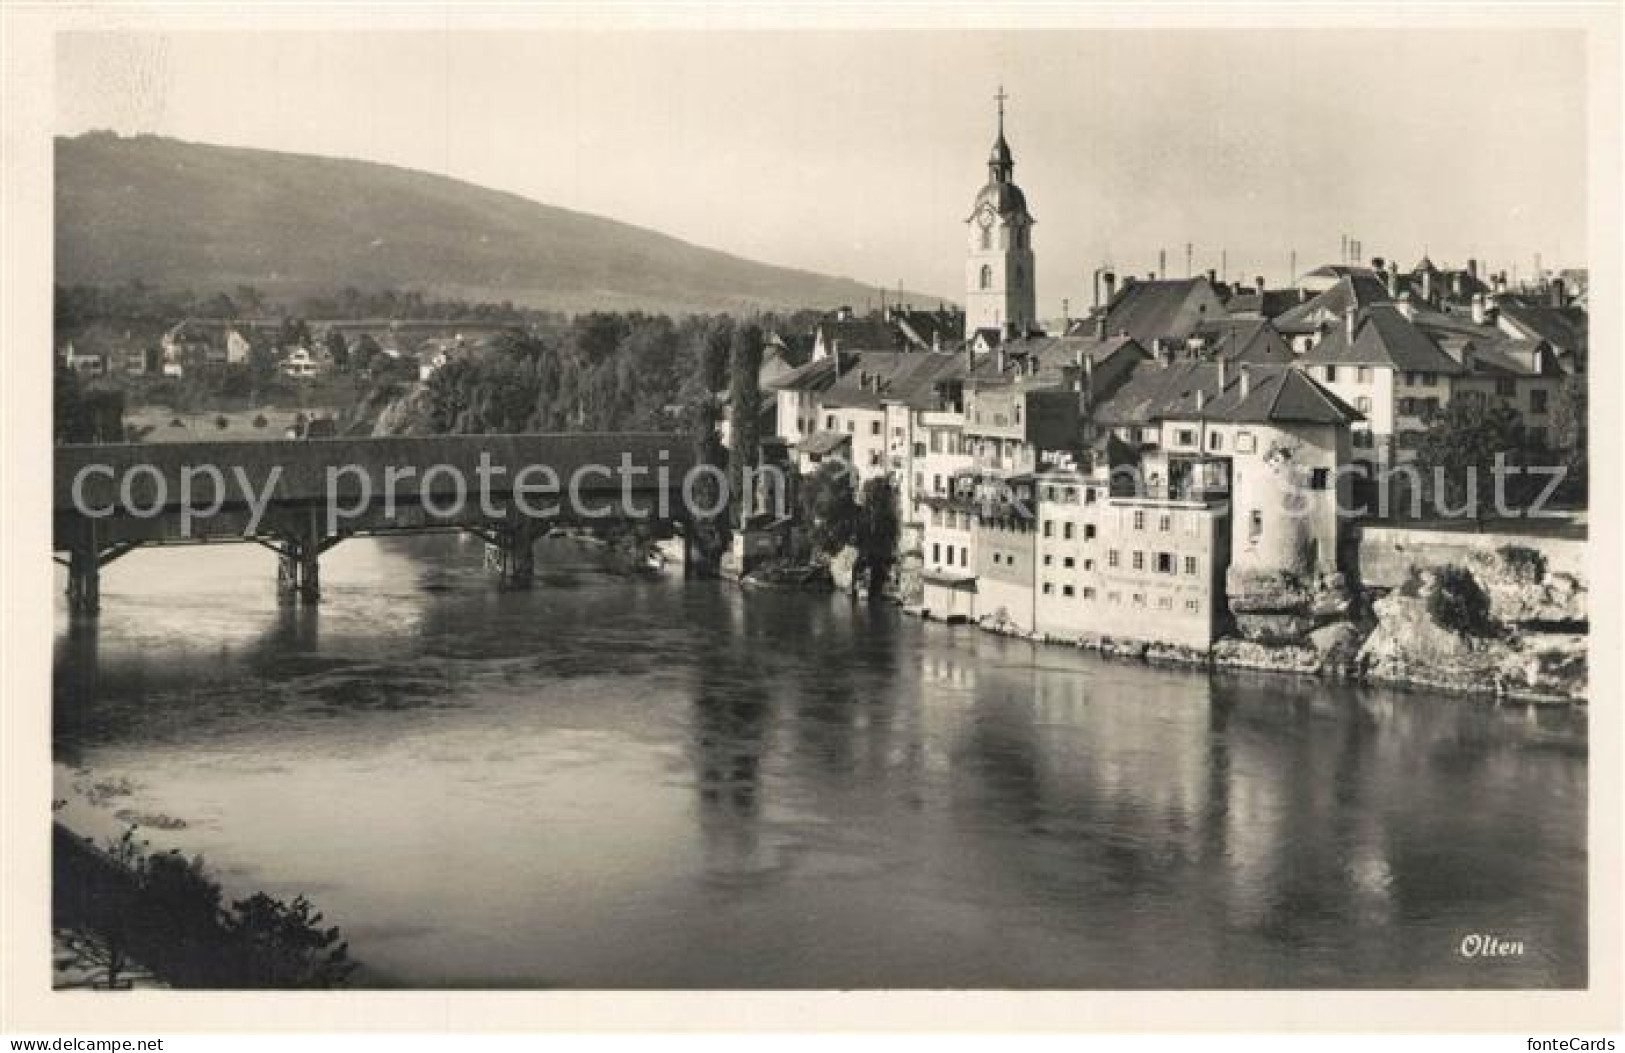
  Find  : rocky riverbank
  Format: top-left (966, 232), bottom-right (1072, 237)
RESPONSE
top-left (927, 544), bottom-right (1584, 705)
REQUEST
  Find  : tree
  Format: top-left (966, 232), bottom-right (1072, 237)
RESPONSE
top-left (726, 323), bottom-right (765, 527)
top-left (1413, 399), bottom-right (1527, 521)
top-left (324, 329), bottom-right (350, 371)
top-left (799, 460), bottom-right (859, 556)
top-left (352, 333), bottom-right (383, 375)
top-left (854, 475), bottom-right (902, 595)
top-left (677, 374), bottom-right (730, 574)
top-left (1549, 374), bottom-right (1587, 504)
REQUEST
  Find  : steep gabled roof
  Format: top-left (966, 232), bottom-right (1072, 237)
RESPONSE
top-left (1093, 359), bottom-right (1360, 427)
top-left (1273, 275), bottom-right (1393, 334)
top-left (1299, 305), bottom-right (1464, 374)
top-left (1495, 297), bottom-right (1587, 354)
top-left (1095, 278), bottom-right (1224, 345)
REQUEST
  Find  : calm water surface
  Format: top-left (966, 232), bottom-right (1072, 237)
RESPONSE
top-left (53, 536), bottom-right (1587, 988)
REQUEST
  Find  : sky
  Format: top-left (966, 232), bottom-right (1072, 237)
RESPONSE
top-left (56, 29), bottom-right (1587, 314)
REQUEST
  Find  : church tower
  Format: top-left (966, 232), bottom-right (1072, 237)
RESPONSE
top-left (965, 87), bottom-right (1036, 338)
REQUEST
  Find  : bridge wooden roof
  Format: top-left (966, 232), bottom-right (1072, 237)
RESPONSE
top-left (56, 433), bottom-right (696, 513)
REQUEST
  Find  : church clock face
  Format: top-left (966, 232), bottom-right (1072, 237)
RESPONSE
top-left (977, 207), bottom-right (995, 229)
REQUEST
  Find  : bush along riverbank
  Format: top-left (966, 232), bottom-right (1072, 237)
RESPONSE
top-left (853, 542), bottom-right (1585, 706)
top-left (53, 823), bottom-right (358, 989)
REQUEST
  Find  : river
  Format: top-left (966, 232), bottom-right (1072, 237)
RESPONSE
top-left (52, 535), bottom-right (1587, 988)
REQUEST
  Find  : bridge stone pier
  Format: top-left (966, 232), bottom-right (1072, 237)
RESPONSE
top-left (55, 434), bottom-right (698, 616)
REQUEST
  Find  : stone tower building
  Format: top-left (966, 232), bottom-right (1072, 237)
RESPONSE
top-left (964, 88), bottom-right (1036, 338)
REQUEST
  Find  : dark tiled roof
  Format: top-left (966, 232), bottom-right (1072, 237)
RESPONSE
top-left (1273, 275), bottom-right (1393, 334)
top-left (1495, 298), bottom-right (1587, 353)
top-left (1096, 278), bottom-right (1218, 345)
top-left (1194, 318), bottom-right (1294, 365)
top-left (816, 318), bottom-right (902, 352)
top-left (1299, 305), bottom-right (1464, 374)
top-left (799, 430), bottom-right (851, 457)
top-left (768, 356), bottom-right (839, 393)
top-left (1094, 360), bottom-right (1360, 427)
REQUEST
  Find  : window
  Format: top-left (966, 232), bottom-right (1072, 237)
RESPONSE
top-left (980, 227), bottom-right (992, 251)
top-left (913, 442), bottom-right (926, 458)
top-left (1156, 552), bottom-right (1174, 574)
top-left (1353, 429), bottom-right (1374, 449)
top-left (1108, 591), bottom-right (1121, 604)
top-left (1083, 559), bottom-right (1094, 571)
top-left (945, 546), bottom-right (954, 566)
top-left (1043, 520), bottom-right (1053, 538)
top-left (1042, 582), bottom-right (1053, 595)
top-left (1083, 587), bottom-right (1097, 601)
top-left (1249, 510), bottom-right (1263, 541)
top-left (825, 414), bottom-right (835, 429)
top-left (1325, 365), bottom-right (1338, 383)
top-left (1043, 554), bottom-right (1053, 566)
top-left (1132, 551), bottom-right (1145, 570)
top-left (1133, 510), bottom-right (1145, 530)
top-left (1356, 396), bottom-right (1372, 413)
top-left (1530, 389), bottom-right (1549, 415)
top-left (1236, 430), bottom-right (1256, 453)
top-left (1132, 593), bottom-right (1146, 607)
top-left (1185, 599), bottom-right (1201, 613)
top-left (1184, 555), bottom-right (1198, 575)
top-left (1208, 431), bottom-right (1223, 451)
top-left (869, 450), bottom-right (882, 467)
top-left (845, 420), bottom-right (854, 433)
top-left (1063, 522), bottom-right (1074, 540)
top-left (1063, 557), bottom-right (1075, 569)
top-left (1357, 366), bottom-right (1372, 383)
top-left (1159, 514), bottom-right (1171, 532)
top-left (979, 264), bottom-right (993, 290)
top-left (934, 474), bottom-right (944, 494)
top-left (1496, 378), bottom-right (1517, 398)
top-left (960, 546), bottom-right (969, 565)
top-left (932, 543), bottom-right (940, 564)
top-left (1084, 524), bottom-right (1096, 541)
top-left (870, 420), bottom-right (882, 436)
top-left (1309, 467), bottom-right (1330, 491)
top-left (1176, 428), bottom-right (1197, 447)
top-left (1062, 585), bottom-right (1075, 597)
top-left (1422, 372), bottom-right (1437, 386)
top-left (1156, 596), bottom-right (1173, 610)
top-left (1108, 550), bottom-right (1120, 568)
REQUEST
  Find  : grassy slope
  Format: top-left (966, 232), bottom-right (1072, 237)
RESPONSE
top-left (56, 133), bottom-right (943, 315)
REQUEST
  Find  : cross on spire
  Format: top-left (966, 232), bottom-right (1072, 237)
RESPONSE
top-left (994, 84), bottom-right (1008, 132)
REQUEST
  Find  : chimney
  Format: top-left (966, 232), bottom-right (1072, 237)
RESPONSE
top-left (1386, 267), bottom-right (1398, 298)
top-left (996, 345), bottom-right (1007, 374)
top-left (1451, 272), bottom-right (1464, 299)
top-left (1467, 258), bottom-right (1479, 280)
top-left (1550, 278), bottom-right (1567, 308)
top-left (1345, 309), bottom-right (1358, 341)
top-left (1122, 275), bottom-right (1137, 290)
top-left (1096, 312), bottom-right (1107, 339)
top-left (1206, 268), bottom-right (1217, 284)
top-left (837, 305), bottom-right (853, 321)
top-left (1422, 269), bottom-right (1434, 304)
top-left (1217, 357), bottom-right (1228, 391)
top-left (1195, 389), bottom-right (1206, 412)
top-left (1397, 290), bottom-right (1415, 320)
top-left (1299, 287), bottom-right (1310, 302)
top-left (1103, 271), bottom-right (1118, 302)
top-left (1472, 293), bottom-right (1487, 325)
top-left (1494, 271), bottom-right (1508, 294)
top-left (1371, 256), bottom-right (1385, 272)
top-left (1240, 364), bottom-right (1252, 398)
top-left (1255, 275), bottom-right (1266, 292)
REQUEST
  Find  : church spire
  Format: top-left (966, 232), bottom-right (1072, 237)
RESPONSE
top-left (988, 85), bottom-right (1013, 183)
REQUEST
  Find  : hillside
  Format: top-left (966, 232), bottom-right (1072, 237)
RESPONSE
top-left (55, 133), bottom-right (942, 316)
